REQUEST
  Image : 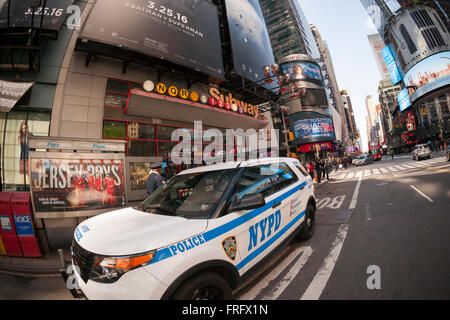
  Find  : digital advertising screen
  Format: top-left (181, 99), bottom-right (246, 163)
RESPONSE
top-left (281, 61), bottom-right (324, 87)
top-left (30, 158), bottom-right (126, 213)
top-left (382, 45), bottom-right (403, 84)
top-left (0, 0), bottom-right (74, 31)
top-left (398, 88), bottom-right (411, 112)
top-left (81, 0), bottom-right (225, 80)
top-left (290, 113), bottom-right (335, 144)
top-left (404, 51), bottom-right (450, 101)
top-left (224, 0), bottom-right (275, 86)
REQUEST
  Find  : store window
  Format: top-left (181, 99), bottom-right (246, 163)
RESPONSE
top-left (439, 95), bottom-right (449, 115)
top-left (105, 79), bottom-right (142, 109)
top-left (103, 120), bottom-right (126, 139)
top-left (1, 111), bottom-right (50, 191)
top-left (429, 100), bottom-right (438, 121)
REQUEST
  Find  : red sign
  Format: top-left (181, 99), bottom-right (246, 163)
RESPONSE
top-left (298, 142), bottom-right (332, 153)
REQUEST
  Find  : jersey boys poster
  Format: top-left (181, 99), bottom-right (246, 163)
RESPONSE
top-left (30, 158), bottom-right (126, 212)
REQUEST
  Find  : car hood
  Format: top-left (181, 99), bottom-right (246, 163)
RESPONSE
top-left (74, 207), bottom-right (208, 256)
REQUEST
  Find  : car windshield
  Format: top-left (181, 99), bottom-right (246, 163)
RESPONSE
top-left (136, 169), bottom-right (236, 219)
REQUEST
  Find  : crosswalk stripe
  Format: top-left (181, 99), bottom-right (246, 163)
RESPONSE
top-left (346, 172), bottom-right (354, 179)
top-left (380, 167), bottom-right (390, 173)
top-left (372, 168), bottom-right (381, 175)
top-left (401, 164), bottom-right (416, 169)
top-left (388, 167), bottom-right (398, 172)
top-left (364, 170), bottom-right (371, 176)
top-left (395, 165), bottom-right (407, 170)
top-left (355, 171), bottom-right (363, 178)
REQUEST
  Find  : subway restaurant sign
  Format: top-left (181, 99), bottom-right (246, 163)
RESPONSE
top-left (150, 81), bottom-right (259, 118)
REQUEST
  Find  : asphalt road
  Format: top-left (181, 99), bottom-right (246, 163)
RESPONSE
top-left (0, 152), bottom-right (449, 300)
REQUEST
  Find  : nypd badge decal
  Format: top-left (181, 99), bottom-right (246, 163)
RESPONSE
top-left (222, 236), bottom-right (237, 261)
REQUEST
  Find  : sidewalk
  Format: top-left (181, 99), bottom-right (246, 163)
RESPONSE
top-left (0, 248), bottom-right (70, 276)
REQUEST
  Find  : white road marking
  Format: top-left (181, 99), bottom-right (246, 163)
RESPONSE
top-left (355, 171), bottom-right (363, 178)
top-left (410, 185), bottom-right (434, 202)
top-left (372, 168), bottom-right (381, 175)
top-left (388, 167), bottom-right (398, 172)
top-left (364, 170), bottom-right (371, 176)
top-left (395, 165), bottom-right (407, 171)
top-left (349, 175), bottom-right (363, 210)
top-left (300, 224), bottom-right (349, 300)
top-left (346, 172), bottom-right (354, 179)
top-left (261, 246), bottom-right (313, 300)
top-left (380, 167), bottom-right (390, 174)
top-left (239, 246), bottom-right (311, 300)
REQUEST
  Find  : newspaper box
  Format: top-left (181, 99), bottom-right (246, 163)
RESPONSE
top-left (11, 193), bottom-right (41, 258)
top-left (0, 192), bottom-right (22, 257)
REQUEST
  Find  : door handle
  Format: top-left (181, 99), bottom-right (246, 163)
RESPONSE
top-left (272, 202), bottom-right (282, 209)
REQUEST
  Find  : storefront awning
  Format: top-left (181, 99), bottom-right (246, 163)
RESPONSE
top-left (125, 90), bottom-right (268, 130)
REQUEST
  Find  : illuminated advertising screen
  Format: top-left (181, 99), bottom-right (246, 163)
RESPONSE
top-left (0, 0), bottom-right (74, 30)
top-left (398, 88), bottom-right (411, 112)
top-left (290, 113), bottom-right (335, 144)
top-left (30, 158), bottom-right (126, 212)
top-left (81, 0), bottom-right (225, 80)
top-left (404, 51), bottom-right (450, 102)
top-left (382, 45), bottom-right (403, 84)
top-left (281, 61), bottom-right (324, 87)
top-left (224, 0), bottom-right (275, 85)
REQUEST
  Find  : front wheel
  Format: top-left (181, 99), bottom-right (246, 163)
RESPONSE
top-left (298, 204), bottom-right (316, 241)
top-left (171, 272), bottom-right (232, 300)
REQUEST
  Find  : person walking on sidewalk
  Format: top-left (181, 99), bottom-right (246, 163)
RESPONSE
top-left (324, 159), bottom-right (330, 180)
top-left (316, 159), bottom-right (323, 184)
top-left (390, 149), bottom-right (394, 160)
top-left (307, 161), bottom-right (315, 180)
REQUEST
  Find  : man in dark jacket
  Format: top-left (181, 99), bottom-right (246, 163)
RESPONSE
top-left (146, 162), bottom-right (165, 195)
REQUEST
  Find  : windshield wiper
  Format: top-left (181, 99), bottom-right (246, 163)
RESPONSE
top-left (143, 205), bottom-right (177, 216)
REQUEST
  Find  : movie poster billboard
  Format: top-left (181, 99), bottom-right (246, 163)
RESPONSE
top-left (281, 61), bottom-right (324, 87)
top-left (0, 0), bottom-right (74, 31)
top-left (224, 0), bottom-right (276, 87)
top-left (30, 158), bottom-right (126, 213)
top-left (129, 162), bottom-right (151, 191)
top-left (292, 117), bottom-right (335, 144)
top-left (81, 0), bottom-right (225, 79)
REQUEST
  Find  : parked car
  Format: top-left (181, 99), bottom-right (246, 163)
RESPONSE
top-left (353, 154), bottom-right (373, 166)
top-left (412, 144), bottom-right (431, 161)
top-left (62, 158), bottom-right (317, 300)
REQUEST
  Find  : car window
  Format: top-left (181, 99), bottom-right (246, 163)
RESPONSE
top-left (295, 164), bottom-right (309, 177)
top-left (237, 162), bottom-right (298, 200)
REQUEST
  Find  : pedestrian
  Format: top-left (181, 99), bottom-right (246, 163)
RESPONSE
top-left (324, 159), bottom-right (330, 180)
top-left (391, 149), bottom-right (394, 160)
top-left (316, 159), bottom-right (322, 184)
top-left (307, 161), bottom-right (315, 180)
top-left (146, 162), bottom-right (165, 196)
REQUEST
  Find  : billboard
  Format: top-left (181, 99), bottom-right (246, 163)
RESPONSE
top-left (291, 114), bottom-right (335, 144)
top-left (30, 158), bottom-right (126, 213)
top-left (81, 0), bottom-right (225, 79)
top-left (404, 51), bottom-right (450, 102)
top-left (280, 60), bottom-right (324, 87)
top-left (0, 0), bottom-right (74, 31)
top-left (224, 0), bottom-right (275, 85)
top-left (382, 45), bottom-right (403, 84)
top-left (398, 88), bottom-right (411, 112)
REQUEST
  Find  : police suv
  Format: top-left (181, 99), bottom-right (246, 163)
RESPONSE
top-left (65, 157), bottom-right (316, 300)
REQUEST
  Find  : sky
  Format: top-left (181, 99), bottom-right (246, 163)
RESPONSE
top-left (299, 0), bottom-right (385, 152)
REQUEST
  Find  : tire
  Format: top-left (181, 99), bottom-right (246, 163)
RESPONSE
top-left (298, 204), bottom-right (316, 241)
top-left (171, 272), bottom-right (232, 300)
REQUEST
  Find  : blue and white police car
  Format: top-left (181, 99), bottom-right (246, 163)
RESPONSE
top-left (66, 157), bottom-right (316, 300)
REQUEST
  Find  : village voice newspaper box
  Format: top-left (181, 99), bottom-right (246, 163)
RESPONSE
top-left (11, 193), bottom-right (41, 258)
top-left (0, 192), bottom-right (23, 257)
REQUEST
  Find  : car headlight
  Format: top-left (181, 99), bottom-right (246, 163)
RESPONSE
top-left (90, 251), bottom-right (155, 283)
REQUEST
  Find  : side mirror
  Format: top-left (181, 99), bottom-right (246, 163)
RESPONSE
top-left (229, 193), bottom-right (266, 213)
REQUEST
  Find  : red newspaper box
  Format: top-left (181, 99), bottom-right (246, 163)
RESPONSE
top-left (11, 193), bottom-right (41, 258)
top-left (0, 192), bottom-right (22, 257)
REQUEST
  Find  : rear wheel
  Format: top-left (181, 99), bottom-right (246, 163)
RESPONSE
top-left (298, 204), bottom-right (316, 241)
top-left (171, 272), bottom-right (232, 300)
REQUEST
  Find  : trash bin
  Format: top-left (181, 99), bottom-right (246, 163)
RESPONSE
top-left (0, 192), bottom-right (23, 257)
top-left (11, 193), bottom-right (41, 258)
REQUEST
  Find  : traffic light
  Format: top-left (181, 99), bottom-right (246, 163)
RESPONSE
top-left (288, 132), bottom-right (295, 141)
